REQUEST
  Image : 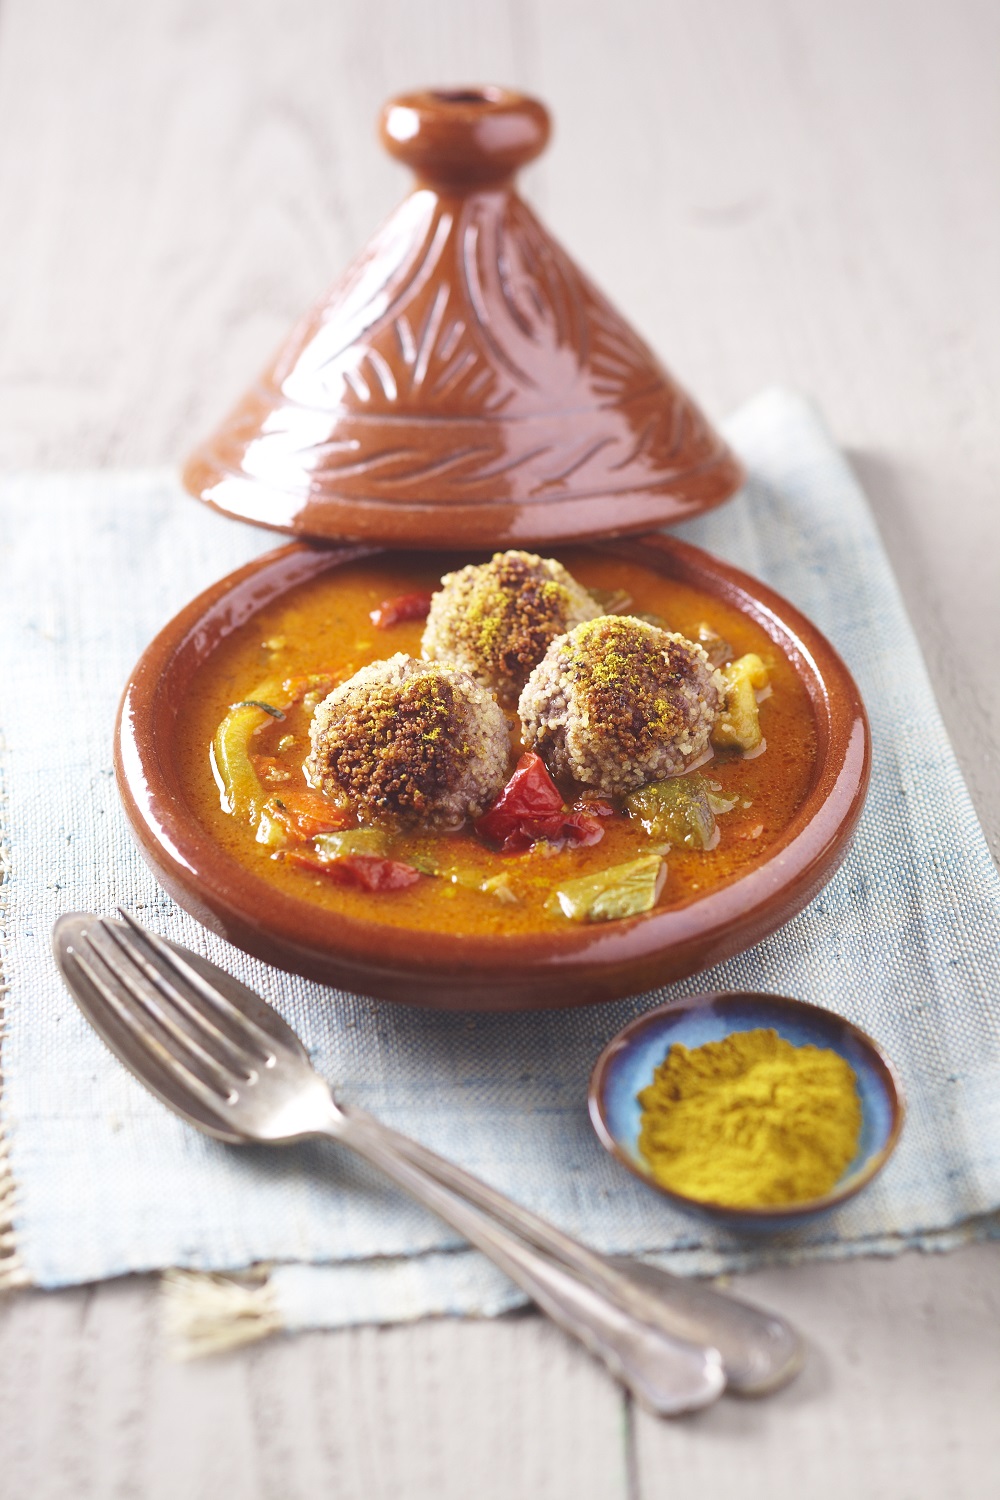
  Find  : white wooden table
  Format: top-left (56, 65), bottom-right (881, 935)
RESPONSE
top-left (2, 2), bottom-right (998, 1494)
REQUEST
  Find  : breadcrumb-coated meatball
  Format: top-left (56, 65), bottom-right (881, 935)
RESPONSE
top-left (306, 655), bottom-right (509, 830)
top-left (518, 616), bottom-right (724, 795)
top-left (421, 550), bottom-right (600, 700)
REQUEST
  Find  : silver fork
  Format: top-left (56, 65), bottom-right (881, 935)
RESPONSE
top-left (53, 911), bottom-right (801, 1412)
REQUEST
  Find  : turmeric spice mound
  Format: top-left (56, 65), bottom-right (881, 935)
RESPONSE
top-left (637, 1028), bottom-right (862, 1207)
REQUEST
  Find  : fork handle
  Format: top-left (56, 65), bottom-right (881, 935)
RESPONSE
top-left (338, 1103), bottom-right (801, 1396)
top-left (319, 1116), bottom-right (723, 1417)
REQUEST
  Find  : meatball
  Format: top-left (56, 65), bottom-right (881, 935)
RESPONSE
top-left (306, 655), bottom-right (510, 830)
top-left (518, 616), bottom-right (724, 795)
top-left (421, 549), bottom-right (600, 701)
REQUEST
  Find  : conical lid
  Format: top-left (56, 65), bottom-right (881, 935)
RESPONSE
top-left (183, 87), bottom-right (743, 547)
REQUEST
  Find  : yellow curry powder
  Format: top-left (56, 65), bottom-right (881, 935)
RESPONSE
top-left (637, 1028), bottom-right (862, 1207)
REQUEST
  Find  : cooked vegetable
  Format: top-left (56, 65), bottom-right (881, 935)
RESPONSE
top-left (234, 699), bottom-right (286, 719)
top-left (480, 873), bottom-right (518, 904)
top-left (696, 622), bottom-right (733, 668)
top-left (572, 796), bottom-right (615, 817)
top-left (254, 808), bottom-right (287, 848)
top-left (370, 592), bottom-right (433, 629)
top-left (625, 774), bottom-right (716, 849)
top-left (475, 752), bottom-right (605, 853)
top-left (408, 847), bottom-right (520, 904)
top-left (284, 850), bottom-right (421, 891)
top-left (266, 789), bottom-right (353, 841)
top-left (314, 828), bottom-right (390, 859)
top-left (712, 653), bottom-right (769, 752)
top-left (285, 827), bottom-right (421, 890)
top-left (548, 855), bottom-right (666, 923)
top-left (213, 697), bottom-right (282, 824)
top-left (212, 675), bottom-right (333, 826)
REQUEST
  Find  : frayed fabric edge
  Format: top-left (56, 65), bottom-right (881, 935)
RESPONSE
top-left (158, 1250), bottom-right (525, 1360)
top-left (0, 734), bottom-right (29, 1293)
top-left (0, 1033), bottom-right (28, 1289)
top-left (158, 1210), bottom-right (1000, 1360)
top-left (160, 1268), bottom-right (282, 1359)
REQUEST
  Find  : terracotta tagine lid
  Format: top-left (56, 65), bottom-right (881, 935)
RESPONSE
top-left (183, 86), bottom-right (744, 548)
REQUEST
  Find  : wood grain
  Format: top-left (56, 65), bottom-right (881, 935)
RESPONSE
top-left (0, 1283), bottom-right (629, 1500)
top-left (1, 0), bottom-right (998, 1495)
top-left (633, 1246), bottom-right (1000, 1500)
top-left (2, 1248), bottom-right (999, 1499)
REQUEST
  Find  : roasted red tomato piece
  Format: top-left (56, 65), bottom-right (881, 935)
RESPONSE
top-left (572, 797), bottom-right (615, 817)
top-left (550, 811), bottom-right (606, 849)
top-left (475, 753), bottom-right (605, 853)
top-left (369, 592), bottom-right (434, 629)
top-left (338, 855), bottom-right (422, 891)
top-left (480, 752), bottom-right (563, 822)
top-left (285, 850), bottom-right (421, 891)
top-left (267, 789), bottom-right (354, 841)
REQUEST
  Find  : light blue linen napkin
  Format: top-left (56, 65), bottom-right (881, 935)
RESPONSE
top-left (2, 389), bottom-right (999, 1332)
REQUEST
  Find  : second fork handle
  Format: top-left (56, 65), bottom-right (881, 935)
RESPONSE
top-left (339, 1101), bottom-right (802, 1396)
top-left (318, 1112), bottom-right (723, 1417)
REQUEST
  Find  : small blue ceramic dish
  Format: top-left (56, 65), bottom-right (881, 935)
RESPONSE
top-left (588, 991), bottom-right (904, 1232)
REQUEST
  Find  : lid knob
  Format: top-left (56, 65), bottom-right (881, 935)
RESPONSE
top-left (380, 86), bottom-right (550, 189)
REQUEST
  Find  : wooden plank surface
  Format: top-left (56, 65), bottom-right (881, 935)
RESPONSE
top-left (1, 0), bottom-right (998, 1495)
top-left (633, 1246), bottom-right (1000, 1500)
top-left (0, 1283), bottom-right (630, 1499)
top-left (2, 1246), bottom-right (999, 1499)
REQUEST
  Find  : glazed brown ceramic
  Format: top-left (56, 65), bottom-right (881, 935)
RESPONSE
top-left (115, 535), bottom-right (870, 1011)
top-left (183, 87), bottom-right (744, 548)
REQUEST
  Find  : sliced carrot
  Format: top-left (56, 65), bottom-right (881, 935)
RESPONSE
top-left (266, 789), bottom-right (354, 841)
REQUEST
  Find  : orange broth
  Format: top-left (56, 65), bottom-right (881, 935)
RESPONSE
top-left (176, 550), bottom-right (818, 936)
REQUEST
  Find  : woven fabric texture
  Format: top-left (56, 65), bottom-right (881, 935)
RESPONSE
top-left (1, 389), bottom-right (998, 1320)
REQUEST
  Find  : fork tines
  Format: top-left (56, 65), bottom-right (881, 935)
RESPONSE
top-left (68, 915), bottom-right (275, 1115)
top-left (114, 910), bottom-right (278, 1064)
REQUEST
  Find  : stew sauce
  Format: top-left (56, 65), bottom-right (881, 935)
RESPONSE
top-left (175, 550), bottom-right (818, 937)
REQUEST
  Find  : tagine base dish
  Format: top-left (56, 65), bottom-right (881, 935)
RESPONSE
top-left (116, 535), bottom-right (870, 1011)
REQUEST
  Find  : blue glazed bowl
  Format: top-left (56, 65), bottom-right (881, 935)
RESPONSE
top-left (588, 991), bottom-right (904, 1231)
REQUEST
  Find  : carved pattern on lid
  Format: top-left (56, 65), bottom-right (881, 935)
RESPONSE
top-left (184, 88), bottom-right (743, 545)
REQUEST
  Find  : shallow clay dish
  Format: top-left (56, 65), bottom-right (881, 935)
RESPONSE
top-left (116, 535), bottom-right (870, 1011)
top-left (588, 992), bottom-right (904, 1230)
